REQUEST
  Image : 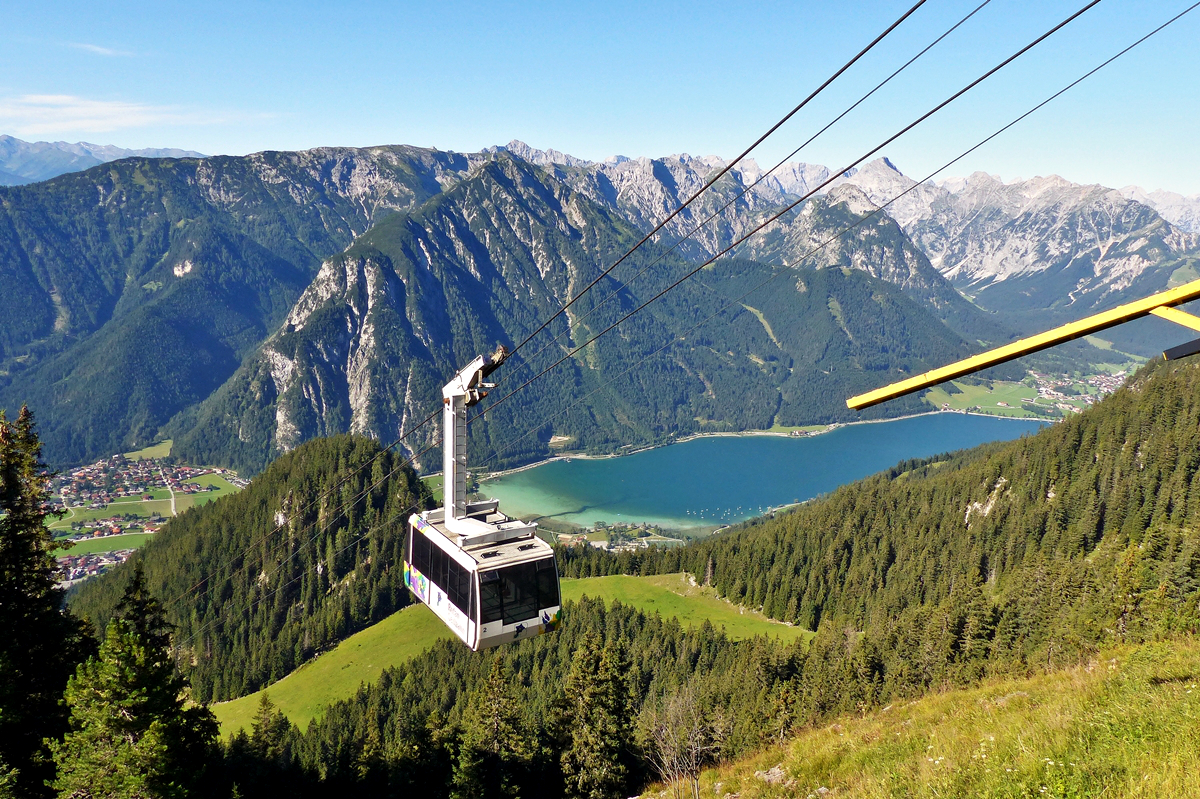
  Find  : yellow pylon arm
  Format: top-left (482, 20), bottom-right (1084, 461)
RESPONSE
top-left (1150, 305), bottom-right (1200, 333)
top-left (847, 277), bottom-right (1200, 410)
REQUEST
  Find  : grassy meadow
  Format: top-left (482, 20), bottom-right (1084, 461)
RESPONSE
top-left (922, 380), bottom-right (1045, 417)
top-left (57, 533), bottom-right (154, 555)
top-left (211, 573), bottom-right (808, 735)
top-left (560, 573), bottom-right (809, 643)
top-left (211, 603), bottom-right (451, 735)
top-left (123, 440), bottom-right (173, 459)
top-left (663, 639), bottom-right (1200, 799)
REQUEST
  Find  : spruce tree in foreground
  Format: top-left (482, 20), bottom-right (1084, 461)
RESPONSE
top-left (559, 633), bottom-right (634, 799)
top-left (452, 657), bottom-right (532, 799)
top-left (49, 567), bottom-right (218, 799)
top-left (0, 407), bottom-right (93, 799)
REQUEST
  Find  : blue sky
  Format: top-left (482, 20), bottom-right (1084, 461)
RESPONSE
top-left (3, 0), bottom-right (1198, 193)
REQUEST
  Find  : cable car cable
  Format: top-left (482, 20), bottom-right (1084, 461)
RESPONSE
top-left (165, 406), bottom-right (442, 609)
top-left (175, 499), bottom-right (425, 652)
top-left (470, 0), bottom-right (1199, 472)
top-left (506, 0), bottom-right (932, 359)
top-left (497, 0), bottom-right (994, 386)
top-left (174, 439), bottom-right (442, 651)
top-left (470, 0), bottom-right (1104, 426)
top-left (165, 2), bottom-right (936, 611)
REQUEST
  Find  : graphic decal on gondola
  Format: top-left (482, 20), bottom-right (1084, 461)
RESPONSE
top-left (403, 561), bottom-right (429, 604)
top-left (540, 609), bottom-right (561, 634)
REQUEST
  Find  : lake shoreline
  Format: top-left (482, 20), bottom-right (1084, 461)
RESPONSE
top-left (481, 409), bottom-right (1047, 482)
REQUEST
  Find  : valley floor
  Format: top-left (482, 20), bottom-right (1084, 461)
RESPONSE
top-left (667, 638), bottom-right (1200, 799)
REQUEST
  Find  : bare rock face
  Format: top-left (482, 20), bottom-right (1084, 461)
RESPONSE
top-left (842, 159), bottom-right (1200, 327)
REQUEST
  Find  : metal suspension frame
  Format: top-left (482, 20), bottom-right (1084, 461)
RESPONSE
top-left (847, 278), bottom-right (1200, 410)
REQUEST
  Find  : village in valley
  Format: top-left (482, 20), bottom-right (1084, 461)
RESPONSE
top-left (51, 441), bottom-right (246, 585)
top-left (922, 368), bottom-right (1131, 418)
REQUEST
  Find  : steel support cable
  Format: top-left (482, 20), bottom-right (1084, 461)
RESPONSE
top-left (165, 2), bottom-right (934, 609)
top-left (506, 0), bottom-right (931, 359)
top-left (470, 0), bottom-right (1104, 428)
top-left (173, 438), bottom-right (441, 652)
top-left (496, 0), bottom-right (994, 386)
top-left (165, 405), bottom-right (441, 609)
top-left (175, 499), bottom-right (425, 653)
top-left (471, 0), bottom-right (1199, 473)
top-left (169, 0), bottom-right (1200, 662)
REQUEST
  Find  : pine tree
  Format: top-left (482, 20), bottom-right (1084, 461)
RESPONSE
top-left (451, 657), bottom-right (531, 799)
top-left (560, 634), bottom-right (633, 799)
top-left (0, 407), bottom-right (93, 799)
top-left (248, 694), bottom-right (294, 769)
top-left (49, 566), bottom-right (218, 799)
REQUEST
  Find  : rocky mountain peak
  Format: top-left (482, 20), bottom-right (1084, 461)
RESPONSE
top-left (487, 139), bottom-right (593, 168)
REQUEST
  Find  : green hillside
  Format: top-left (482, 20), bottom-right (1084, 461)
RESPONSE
top-left (66, 357), bottom-right (1200, 799)
top-left (212, 603), bottom-right (450, 734)
top-left (68, 434), bottom-right (431, 702)
top-left (562, 573), bottom-right (810, 644)
top-left (213, 572), bottom-right (807, 735)
top-left (679, 638), bottom-right (1200, 799)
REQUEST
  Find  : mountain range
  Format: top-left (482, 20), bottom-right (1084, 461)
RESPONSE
top-left (3, 137), bottom-right (1200, 471)
top-left (0, 135), bottom-right (204, 185)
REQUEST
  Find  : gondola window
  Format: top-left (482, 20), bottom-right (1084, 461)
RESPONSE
top-left (410, 531), bottom-right (472, 615)
top-left (480, 559), bottom-right (560, 625)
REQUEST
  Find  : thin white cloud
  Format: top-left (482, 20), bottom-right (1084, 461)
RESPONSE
top-left (68, 42), bottom-right (135, 57)
top-left (0, 94), bottom-right (268, 136)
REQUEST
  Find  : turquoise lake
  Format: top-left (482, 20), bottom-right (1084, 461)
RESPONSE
top-left (481, 413), bottom-right (1047, 530)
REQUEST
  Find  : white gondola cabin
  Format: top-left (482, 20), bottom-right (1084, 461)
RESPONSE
top-left (403, 346), bottom-right (561, 651)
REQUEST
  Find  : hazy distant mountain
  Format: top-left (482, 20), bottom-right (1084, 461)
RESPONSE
top-left (1117, 185), bottom-right (1200, 234)
top-left (0, 134), bottom-right (206, 185)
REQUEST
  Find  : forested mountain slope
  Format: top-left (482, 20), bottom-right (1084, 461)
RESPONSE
top-left (0, 146), bottom-right (478, 464)
top-left (69, 434), bottom-right (431, 702)
top-left (201, 359), bottom-right (1200, 799)
top-left (168, 155), bottom-right (980, 474)
top-left (8, 139), bottom-right (1182, 471)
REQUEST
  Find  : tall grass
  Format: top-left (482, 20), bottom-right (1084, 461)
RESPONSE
top-left (686, 639), bottom-right (1200, 798)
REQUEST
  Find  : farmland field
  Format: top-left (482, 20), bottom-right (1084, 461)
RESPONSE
top-left (50, 500), bottom-right (172, 530)
top-left (56, 533), bottom-right (154, 555)
top-left (176, 474), bottom-right (241, 511)
top-left (923, 380), bottom-right (1043, 417)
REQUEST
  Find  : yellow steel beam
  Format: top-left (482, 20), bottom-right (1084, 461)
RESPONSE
top-left (1150, 305), bottom-right (1200, 333)
top-left (847, 277), bottom-right (1200, 410)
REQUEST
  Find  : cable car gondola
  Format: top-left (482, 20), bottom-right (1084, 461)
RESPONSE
top-left (403, 346), bottom-right (561, 651)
